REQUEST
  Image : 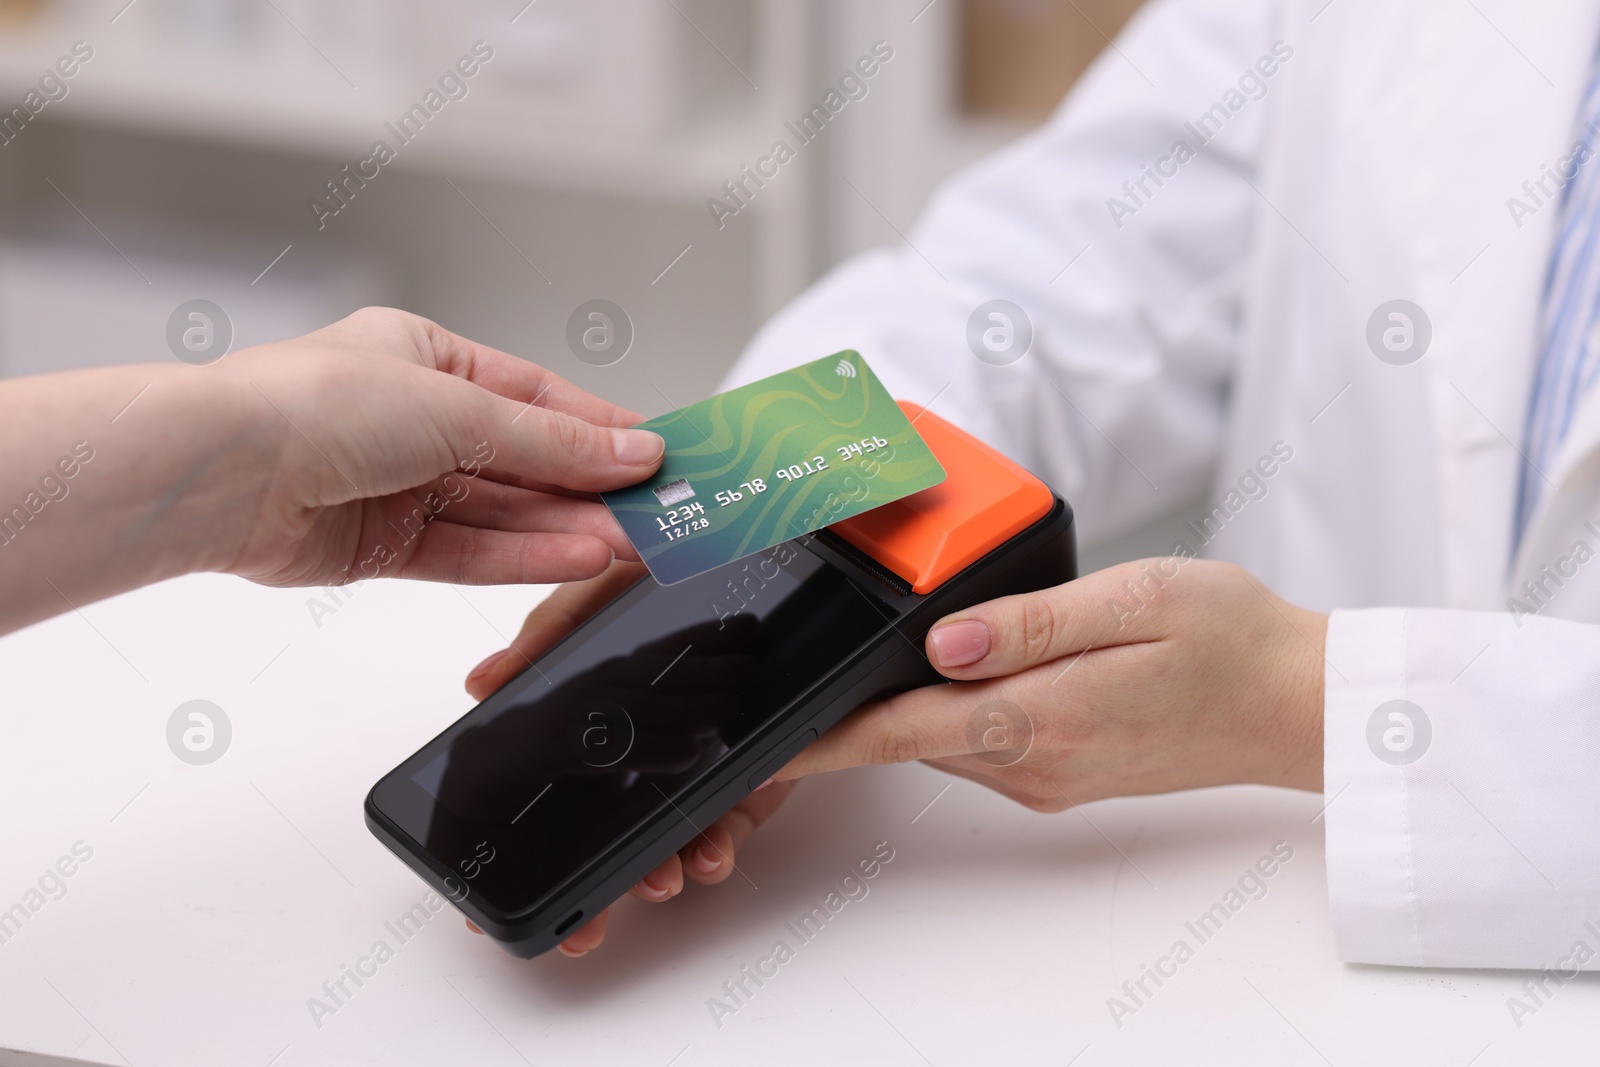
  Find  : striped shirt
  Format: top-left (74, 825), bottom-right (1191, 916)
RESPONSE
top-left (1515, 56), bottom-right (1600, 548)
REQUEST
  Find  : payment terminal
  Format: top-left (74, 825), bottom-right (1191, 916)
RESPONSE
top-left (365, 403), bottom-right (1077, 957)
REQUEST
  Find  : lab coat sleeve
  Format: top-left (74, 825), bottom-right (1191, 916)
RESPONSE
top-left (1326, 607), bottom-right (1600, 970)
top-left (723, 0), bottom-right (1290, 547)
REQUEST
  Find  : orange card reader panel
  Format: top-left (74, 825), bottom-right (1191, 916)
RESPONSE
top-left (831, 402), bottom-right (1055, 594)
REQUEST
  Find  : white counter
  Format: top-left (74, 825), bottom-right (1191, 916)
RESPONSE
top-left (0, 573), bottom-right (1591, 1066)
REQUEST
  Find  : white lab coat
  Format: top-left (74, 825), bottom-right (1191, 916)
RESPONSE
top-left (724, 0), bottom-right (1600, 970)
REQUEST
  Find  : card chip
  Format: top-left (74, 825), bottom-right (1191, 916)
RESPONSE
top-left (652, 478), bottom-right (696, 507)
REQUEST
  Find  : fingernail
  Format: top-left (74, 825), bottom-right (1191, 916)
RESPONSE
top-left (466, 648), bottom-right (511, 686)
top-left (754, 777), bottom-right (773, 791)
top-left (612, 428), bottom-right (664, 466)
top-left (637, 874), bottom-right (671, 900)
top-left (691, 845), bottom-right (720, 874)
top-left (558, 943), bottom-right (588, 958)
top-left (928, 619), bottom-right (990, 668)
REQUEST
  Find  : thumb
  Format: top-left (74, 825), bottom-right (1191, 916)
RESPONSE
top-left (923, 558), bottom-right (1181, 680)
top-left (487, 399), bottom-right (665, 492)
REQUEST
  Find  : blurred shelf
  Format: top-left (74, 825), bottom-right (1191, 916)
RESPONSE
top-left (0, 32), bottom-right (762, 202)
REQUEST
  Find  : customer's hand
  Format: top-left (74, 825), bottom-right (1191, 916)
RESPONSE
top-left (772, 559), bottom-right (1326, 806)
top-left (221, 308), bottom-right (664, 588)
top-left (0, 307), bottom-right (665, 635)
top-left (463, 560), bottom-right (797, 958)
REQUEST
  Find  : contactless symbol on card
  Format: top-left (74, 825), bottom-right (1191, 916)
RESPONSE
top-left (602, 350), bottom-right (946, 586)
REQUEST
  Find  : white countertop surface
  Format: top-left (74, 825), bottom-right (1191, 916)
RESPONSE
top-left (0, 572), bottom-right (1594, 1066)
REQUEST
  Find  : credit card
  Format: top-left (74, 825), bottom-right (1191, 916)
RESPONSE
top-left (603, 350), bottom-right (946, 586)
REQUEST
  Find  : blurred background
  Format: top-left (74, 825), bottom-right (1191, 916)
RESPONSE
top-left (0, 0), bottom-right (1145, 398)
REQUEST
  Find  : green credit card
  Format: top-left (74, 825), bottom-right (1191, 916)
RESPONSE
top-left (603, 350), bottom-right (946, 586)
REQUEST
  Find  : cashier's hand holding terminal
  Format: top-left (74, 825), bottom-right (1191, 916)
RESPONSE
top-left (0, 306), bottom-right (665, 636)
top-left (471, 556), bottom-right (1329, 957)
top-left (774, 558), bottom-right (1327, 803)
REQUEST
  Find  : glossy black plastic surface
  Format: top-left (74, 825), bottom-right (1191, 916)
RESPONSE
top-left (365, 498), bottom-right (1076, 957)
